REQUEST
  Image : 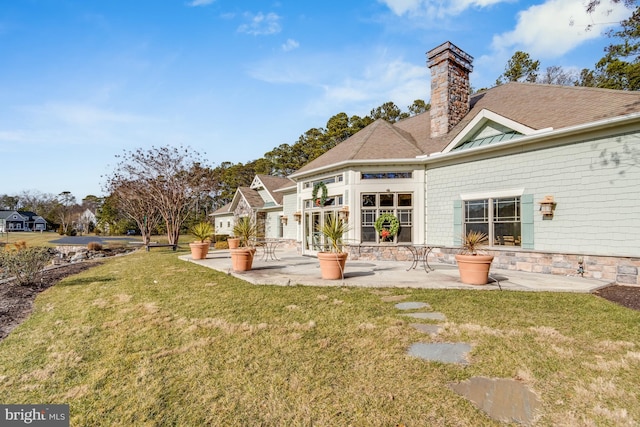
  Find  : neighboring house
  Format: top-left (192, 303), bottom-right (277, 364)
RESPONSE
top-left (211, 175), bottom-right (295, 238)
top-left (76, 209), bottom-right (97, 234)
top-left (0, 210), bottom-right (48, 232)
top-left (274, 41), bottom-right (639, 284)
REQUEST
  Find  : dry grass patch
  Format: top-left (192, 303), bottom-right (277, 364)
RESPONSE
top-left (0, 251), bottom-right (639, 425)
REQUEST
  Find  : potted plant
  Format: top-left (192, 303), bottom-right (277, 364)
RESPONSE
top-left (230, 216), bottom-right (257, 271)
top-left (317, 215), bottom-right (350, 280)
top-left (189, 221), bottom-right (214, 260)
top-left (455, 230), bottom-right (494, 285)
top-left (227, 236), bottom-right (240, 249)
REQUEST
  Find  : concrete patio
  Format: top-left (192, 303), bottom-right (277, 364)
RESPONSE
top-left (181, 248), bottom-right (612, 292)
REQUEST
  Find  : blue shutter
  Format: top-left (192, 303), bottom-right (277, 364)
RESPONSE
top-left (453, 200), bottom-right (462, 246)
top-left (521, 194), bottom-right (534, 249)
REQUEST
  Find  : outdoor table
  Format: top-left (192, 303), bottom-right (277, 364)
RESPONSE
top-left (402, 244), bottom-right (438, 273)
top-left (254, 239), bottom-right (282, 261)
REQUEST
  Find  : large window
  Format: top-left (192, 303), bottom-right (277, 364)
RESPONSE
top-left (361, 193), bottom-right (413, 243)
top-left (464, 197), bottom-right (521, 246)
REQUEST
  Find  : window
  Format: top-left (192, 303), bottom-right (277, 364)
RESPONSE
top-left (361, 172), bottom-right (412, 179)
top-left (464, 197), bottom-right (521, 246)
top-left (305, 195), bottom-right (343, 209)
top-left (361, 193), bottom-right (413, 243)
top-left (303, 175), bottom-right (343, 188)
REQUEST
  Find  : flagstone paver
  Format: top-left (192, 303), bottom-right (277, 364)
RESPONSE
top-left (395, 301), bottom-right (431, 310)
top-left (407, 342), bottom-right (471, 364)
top-left (449, 377), bottom-right (542, 426)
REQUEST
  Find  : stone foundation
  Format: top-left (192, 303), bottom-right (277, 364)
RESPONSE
top-left (345, 245), bottom-right (639, 286)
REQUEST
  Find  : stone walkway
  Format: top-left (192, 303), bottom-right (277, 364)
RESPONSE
top-left (181, 248), bottom-right (604, 425)
top-left (389, 295), bottom-right (541, 426)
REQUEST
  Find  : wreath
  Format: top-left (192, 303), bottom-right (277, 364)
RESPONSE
top-left (374, 213), bottom-right (400, 241)
top-left (312, 182), bottom-right (328, 207)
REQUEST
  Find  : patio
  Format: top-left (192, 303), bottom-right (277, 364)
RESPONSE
top-left (181, 248), bottom-right (611, 292)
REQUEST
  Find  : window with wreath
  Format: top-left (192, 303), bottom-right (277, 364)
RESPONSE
top-left (361, 193), bottom-right (412, 243)
top-left (464, 197), bottom-right (521, 246)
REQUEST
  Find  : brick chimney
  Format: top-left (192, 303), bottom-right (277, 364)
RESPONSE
top-left (427, 41), bottom-right (473, 138)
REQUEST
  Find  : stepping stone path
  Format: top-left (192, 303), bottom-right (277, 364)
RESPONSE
top-left (449, 377), bottom-right (542, 426)
top-left (383, 297), bottom-right (543, 424)
top-left (408, 342), bottom-right (472, 364)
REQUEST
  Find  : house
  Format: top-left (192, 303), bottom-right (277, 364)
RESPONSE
top-left (0, 210), bottom-right (48, 232)
top-left (211, 174), bottom-right (295, 239)
top-left (269, 41), bottom-right (639, 284)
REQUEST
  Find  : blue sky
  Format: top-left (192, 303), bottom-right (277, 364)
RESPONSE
top-left (0, 0), bottom-right (634, 201)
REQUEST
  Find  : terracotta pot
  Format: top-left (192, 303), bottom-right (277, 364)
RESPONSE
top-left (318, 252), bottom-right (348, 280)
top-left (455, 254), bottom-right (494, 285)
top-left (189, 241), bottom-right (210, 260)
top-left (230, 248), bottom-right (255, 271)
top-left (228, 238), bottom-right (240, 249)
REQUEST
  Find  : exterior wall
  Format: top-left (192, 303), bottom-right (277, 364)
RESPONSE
top-left (214, 213), bottom-right (234, 236)
top-left (426, 132), bottom-right (640, 258)
top-left (281, 192), bottom-right (298, 240)
top-left (263, 211), bottom-right (279, 238)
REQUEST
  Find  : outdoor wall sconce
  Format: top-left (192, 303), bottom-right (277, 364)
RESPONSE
top-left (338, 206), bottom-right (349, 222)
top-left (293, 211), bottom-right (302, 223)
top-left (539, 195), bottom-right (555, 218)
top-left (280, 215), bottom-right (288, 226)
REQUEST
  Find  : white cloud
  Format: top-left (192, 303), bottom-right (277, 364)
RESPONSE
top-left (187, 0), bottom-right (216, 7)
top-left (237, 12), bottom-right (282, 36)
top-left (282, 39), bottom-right (299, 52)
top-left (491, 0), bottom-right (634, 59)
top-left (379, 0), bottom-right (511, 18)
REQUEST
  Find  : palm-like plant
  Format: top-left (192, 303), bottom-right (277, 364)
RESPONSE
top-left (233, 216), bottom-right (257, 248)
top-left (191, 221), bottom-right (214, 243)
top-left (318, 215), bottom-right (350, 253)
top-left (459, 230), bottom-right (489, 255)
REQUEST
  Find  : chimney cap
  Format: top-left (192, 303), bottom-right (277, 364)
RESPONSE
top-left (427, 41), bottom-right (473, 72)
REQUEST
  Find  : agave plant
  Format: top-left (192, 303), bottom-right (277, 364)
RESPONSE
top-left (459, 230), bottom-right (489, 255)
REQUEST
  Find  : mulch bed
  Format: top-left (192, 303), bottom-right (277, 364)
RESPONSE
top-left (0, 263), bottom-right (639, 341)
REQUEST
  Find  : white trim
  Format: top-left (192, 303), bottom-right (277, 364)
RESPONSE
top-left (441, 109), bottom-right (547, 154)
top-left (460, 188), bottom-right (524, 200)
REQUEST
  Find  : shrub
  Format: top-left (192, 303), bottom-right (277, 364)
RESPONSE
top-left (0, 246), bottom-right (52, 286)
top-left (87, 242), bottom-right (103, 251)
top-left (12, 240), bottom-right (28, 251)
top-left (214, 241), bottom-right (229, 250)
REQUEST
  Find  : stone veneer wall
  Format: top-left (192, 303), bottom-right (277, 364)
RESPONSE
top-left (427, 42), bottom-right (473, 138)
top-left (345, 245), bottom-right (640, 286)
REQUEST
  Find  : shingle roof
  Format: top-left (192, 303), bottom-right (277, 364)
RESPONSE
top-left (255, 174), bottom-right (294, 204)
top-left (238, 187), bottom-right (264, 209)
top-left (293, 82), bottom-right (640, 175)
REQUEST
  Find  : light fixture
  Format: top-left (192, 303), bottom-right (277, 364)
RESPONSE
top-left (539, 195), bottom-right (555, 218)
top-left (293, 211), bottom-right (302, 223)
top-left (338, 206), bottom-right (349, 222)
top-left (280, 215), bottom-right (288, 226)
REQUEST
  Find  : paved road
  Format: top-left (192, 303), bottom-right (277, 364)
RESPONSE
top-left (50, 236), bottom-right (138, 245)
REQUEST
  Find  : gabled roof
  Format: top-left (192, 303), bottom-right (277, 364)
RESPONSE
top-left (291, 82), bottom-right (640, 177)
top-left (0, 210), bottom-right (23, 220)
top-left (251, 174), bottom-right (294, 205)
top-left (211, 203), bottom-right (233, 216)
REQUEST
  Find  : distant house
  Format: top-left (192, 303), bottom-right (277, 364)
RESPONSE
top-left (0, 210), bottom-right (48, 232)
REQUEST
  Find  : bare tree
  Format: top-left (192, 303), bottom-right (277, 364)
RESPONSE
top-left (104, 145), bottom-right (213, 245)
top-left (55, 191), bottom-right (77, 234)
top-left (110, 179), bottom-right (162, 244)
top-left (539, 66), bottom-right (578, 85)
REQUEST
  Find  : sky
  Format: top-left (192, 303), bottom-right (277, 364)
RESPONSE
top-left (0, 0), bottom-right (634, 201)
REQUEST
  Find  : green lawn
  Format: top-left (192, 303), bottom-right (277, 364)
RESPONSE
top-left (0, 249), bottom-right (639, 426)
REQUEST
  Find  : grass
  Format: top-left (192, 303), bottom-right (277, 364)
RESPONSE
top-left (0, 249), bottom-right (639, 425)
